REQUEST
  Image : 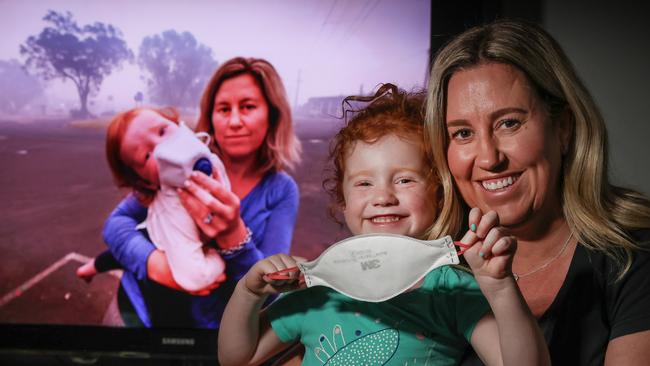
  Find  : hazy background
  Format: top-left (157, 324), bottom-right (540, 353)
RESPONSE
top-left (0, 0), bottom-right (432, 327)
top-left (0, 0), bottom-right (430, 116)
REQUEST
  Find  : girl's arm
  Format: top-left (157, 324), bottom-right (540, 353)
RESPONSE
top-left (469, 281), bottom-right (548, 366)
top-left (218, 254), bottom-right (301, 366)
top-left (104, 193), bottom-right (219, 294)
top-left (463, 208), bottom-right (550, 366)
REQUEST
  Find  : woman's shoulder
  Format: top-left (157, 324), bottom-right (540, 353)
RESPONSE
top-left (264, 171), bottom-right (298, 188)
top-left (259, 171), bottom-right (299, 197)
top-left (578, 229), bottom-right (650, 281)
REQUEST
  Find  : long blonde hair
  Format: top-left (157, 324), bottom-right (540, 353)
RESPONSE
top-left (197, 57), bottom-right (301, 173)
top-left (425, 19), bottom-right (650, 277)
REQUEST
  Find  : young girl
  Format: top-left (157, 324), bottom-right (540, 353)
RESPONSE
top-left (77, 107), bottom-right (228, 292)
top-left (218, 85), bottom-right (549, 365)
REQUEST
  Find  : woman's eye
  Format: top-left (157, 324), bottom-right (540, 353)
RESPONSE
top-left (159, 126), bottom-right (166, 136)
top-left (499, 118), bottom-right (521, 130)
top-left (144, 152), bottom-right (151, 161)
top-left (216, 107), bottom-right (230, 114)
top-left (355, 181), bottom-right (372, 187)
top-left (242, 104), bottom-right (256, 111)
top-left (450, 128), bottom-right (472, 140)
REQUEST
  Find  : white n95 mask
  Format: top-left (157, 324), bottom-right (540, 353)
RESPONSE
top-left (153, 122), bottom-right (230, 190)
top-left (270, 234), bottom-right (460, 302)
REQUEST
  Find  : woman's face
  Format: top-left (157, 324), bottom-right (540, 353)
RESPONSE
top-left (445, 62), bottom-right (569, 228)
top-left (212, 73), bottom-right (270, 162)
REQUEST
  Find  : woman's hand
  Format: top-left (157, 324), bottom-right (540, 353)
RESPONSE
top-left (461, 208), bottom-right (517, 283)
top-left (178, 171), bottom-right (248, 248)
top-left (147, 249), bottom-right (226, 295)
top-left (243, 254), bottom-right (306, 298)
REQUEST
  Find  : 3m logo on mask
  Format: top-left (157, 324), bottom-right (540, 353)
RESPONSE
top-left (298, 234), bottom-right (459, 302)
top-left (360, 259), bottom-right (381, 271)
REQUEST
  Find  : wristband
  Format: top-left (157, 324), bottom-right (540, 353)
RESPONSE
top-left (217, 227), bottom-right (252, 255)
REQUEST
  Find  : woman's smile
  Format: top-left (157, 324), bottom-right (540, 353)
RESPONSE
top-left (478, 173), bottom-right (521, 192)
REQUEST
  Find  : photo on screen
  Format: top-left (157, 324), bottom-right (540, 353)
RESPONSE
top-left (0, 0), bottom-right (432, 333)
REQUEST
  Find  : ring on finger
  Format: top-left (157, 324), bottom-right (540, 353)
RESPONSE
top-left (203, 212), bottom-right (214, 225)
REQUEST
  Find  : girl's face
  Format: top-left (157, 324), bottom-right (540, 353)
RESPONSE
top-left (445, 62), bottom-right (569, 229)
top-left (342, 134), bottom-right (437, 238)
top-left (120, 110), bottom-right (178, 189)
top-left (211, 73), bottom-right (270, 162)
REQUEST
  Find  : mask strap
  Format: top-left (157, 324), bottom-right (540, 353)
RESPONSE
top-left (195, 131), bottom-right (211, 146)
top-left (266, 266), bottom-right (302, 279)
top-left (454, 241), bottom-right (472, 256)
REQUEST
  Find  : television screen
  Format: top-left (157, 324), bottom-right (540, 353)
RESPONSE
top-left (0, 0), bottom-right (432, 362)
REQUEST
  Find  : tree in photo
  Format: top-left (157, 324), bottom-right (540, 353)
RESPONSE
top-left (138, 30), bottom-right (217, 108)
top-left (0, 59), bottom-right (44, 114)
top-left (20, 10), bottom-right (133, 117)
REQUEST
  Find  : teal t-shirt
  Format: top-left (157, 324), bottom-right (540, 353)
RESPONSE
top-left (267, 265), bottom-right (490, 365)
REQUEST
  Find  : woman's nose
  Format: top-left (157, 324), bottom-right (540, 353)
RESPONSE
top-left (372, 187), bottom-right (399, 207)
top-left (228, 109), bottom-right (243, 128)
top-left (476, 135), bottom-right (506, 171)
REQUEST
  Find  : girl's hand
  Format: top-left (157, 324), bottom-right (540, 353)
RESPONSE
top-left (178, 171), bottom-right (247, 247)
top-left (461, 208), bottom-right (517, 282)
top-left (243, 254), bottom-right (306, 298)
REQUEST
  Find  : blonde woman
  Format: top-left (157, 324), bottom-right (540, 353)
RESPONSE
top-left (425, 20), bottom-right (650, 364)
top-left (103, 57), bottom-right (301, 328)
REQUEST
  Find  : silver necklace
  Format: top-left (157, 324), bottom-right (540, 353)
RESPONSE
top-left (513, 232), bottom-right (573, 281)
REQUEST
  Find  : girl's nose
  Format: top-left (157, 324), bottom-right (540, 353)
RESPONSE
top-left (372, 187), bottom-right (399, 207)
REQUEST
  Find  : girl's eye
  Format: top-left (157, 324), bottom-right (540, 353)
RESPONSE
top-left (144, 152), bottom-right (151, 161)
top-left (450, 128), bottom-right (473, 140)
top-left (355, 181), bottom-right (372, 187)
top-left (216, 107), bottom-right (230, 114)
top-left (396, 178), bottom-right (415, 185)
top-left (159, 126), bottom-right (166, 136)
top-left (242, 104), bottom-right (256, 111)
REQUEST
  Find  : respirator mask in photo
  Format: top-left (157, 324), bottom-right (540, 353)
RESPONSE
top-left (153, 122), bottom-right (230, 190)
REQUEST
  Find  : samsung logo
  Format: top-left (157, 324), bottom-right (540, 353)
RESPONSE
top-left (161, 337), bottom-right (196, 346)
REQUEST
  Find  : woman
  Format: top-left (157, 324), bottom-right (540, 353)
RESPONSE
top-left (103, 57), bottom-right (301, 328)
top-left (425, 20), bottom-right (650, 365)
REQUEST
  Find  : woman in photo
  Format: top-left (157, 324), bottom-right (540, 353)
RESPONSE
top-left (103, 57), bottom-right (301, 328)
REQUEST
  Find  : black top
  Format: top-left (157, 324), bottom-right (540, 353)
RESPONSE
top-left (462, 230), bottom-right (650, 366)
